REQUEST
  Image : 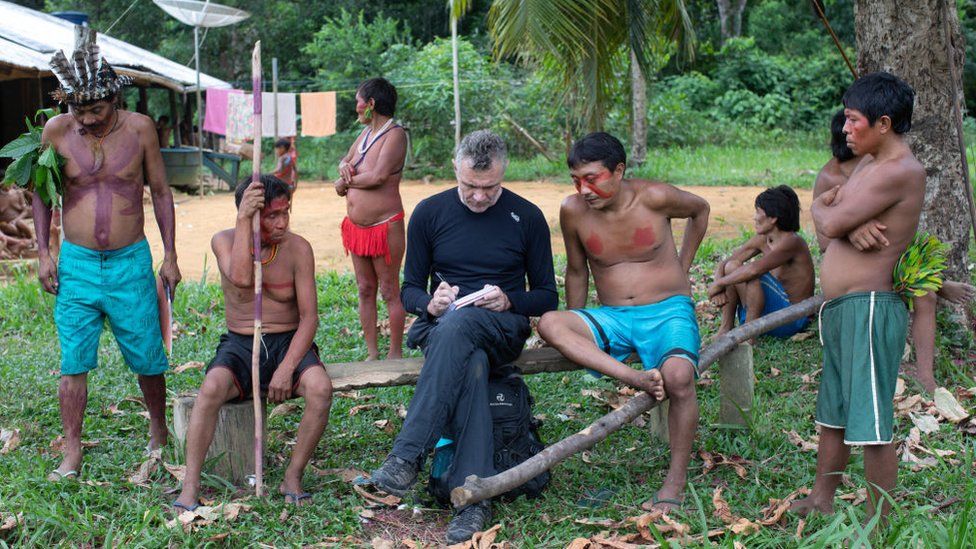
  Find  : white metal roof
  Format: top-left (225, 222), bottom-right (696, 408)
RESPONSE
top-left (0, 0), bottom-right (230, 91)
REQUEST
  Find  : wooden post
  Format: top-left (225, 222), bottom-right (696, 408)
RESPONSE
top-left (718, 342), bottom-right (754, 426)
top-left (172, 397), bottom-right (266, 485)
top-left (169, 89), bottom-right (181, 149)
top-left (647, 400), bottom-right (669, 442)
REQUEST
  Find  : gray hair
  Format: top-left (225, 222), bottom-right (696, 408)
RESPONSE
top-left (455, 130), bottom-right (508, 170)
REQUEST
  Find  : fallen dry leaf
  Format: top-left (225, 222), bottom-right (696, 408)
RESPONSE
top-left (699, 450), bottom-right (750, 478)
top-left (0, 429), bottom-right (21, 455)
top-left (712, 486), bottom-right (735, 524)
top-left (895, 377), bottom-right (906, 397)
top-left (895, 394), bottom-right (925, 417)
top-left (353, 484), bottom-right (401, 507)
top-left (758, 487), bottom-right (810, 525)
top-left (205, 533), bottom-right (230, 542)
top-left (373, 419), bottom-right (395, 435)
top-left (349, 403), bottom-right (394, 416)
top-left (163, 462), bottom-right (187, 483)
top-left (784, 430), bottom-right (819, 452)
top-left (790, 331), bottom-right (815, 341)
top-left (770, 367), bottom-right (781, 377)
top-left (269, 402), bottom-right (300, 418)
top-left (173, 361), bottom-right (206, 374)
top-left (370, 537), bottom-right (395, 549)
top-left (0, 512), bottom-right (23, 533)
top-left (795, 518), bottom-right (807, 538)
top-left (313, 466), bottom-right (367, 482)
top-left (934, 388), bottom-right (970, 423)
top-left (910, 413), bottom-right (940, 434)
top-left (335, 390), bottom-right (375, 401)
top-left (729, 518), bottom-right (761, 535)
top-left (565, 539), bottom-right (592, 549)
top-left (800, 369), bottom-right (821, 384)
top-left (48, 436), bottom-right (99, 454)
top-left (128, 454), bottom-right (160, 485)
top-left (838, 488), bottom-right (867, 505)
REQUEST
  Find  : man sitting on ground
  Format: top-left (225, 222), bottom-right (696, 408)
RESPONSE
top-left (366, 130), bottom-right (557, 543)
top-left (814, 109), bottom-right (975, 392)
top-left (709, 185), bottom-right (814, 338)
top-left (538, 131), bottom-right (709, 512)
top-left (174, 175), bottom-right (332, 510)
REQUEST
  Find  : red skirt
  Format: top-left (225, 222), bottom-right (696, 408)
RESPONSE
top-left (341, 211), bottom-right (405, 265)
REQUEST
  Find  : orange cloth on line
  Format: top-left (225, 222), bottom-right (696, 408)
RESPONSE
top-left (300, 92), bottom-right (337, 137)
top-left (341, 211), bottom-right (405, 264)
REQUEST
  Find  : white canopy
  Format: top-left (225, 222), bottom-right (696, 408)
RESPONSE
top-left (153, 0), bottom-right (250, 28)
top-left (0, 0), bottom-right (230, 90)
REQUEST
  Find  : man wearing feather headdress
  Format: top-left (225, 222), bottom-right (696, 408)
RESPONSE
top-left (34, 27), bottom-right (181, 481)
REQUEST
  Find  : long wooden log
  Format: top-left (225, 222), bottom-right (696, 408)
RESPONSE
top-left (450, 295), bottom-right (825, 508)
top-left (249, 41), bottom-right (265, 498)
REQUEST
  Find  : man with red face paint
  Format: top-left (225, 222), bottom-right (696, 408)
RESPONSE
top-left (174, 175), bottom-right (333, 510)
top-left (791, 72), bottom-right (924, 523)
top-left (36, 32), bottom-right (180, 482)
top-left (538, 131), bottom-right (709, 513)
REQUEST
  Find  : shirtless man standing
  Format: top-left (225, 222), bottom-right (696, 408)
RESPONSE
top-left (538, 132), bottom-right (709, 511)
top-left (0, 186), bottom-right (35, 241)
top-left (814, 109), bottom-right (974, 392)
top-left (174, 176), bottom-right (332, 509)
top-left (35, 34), bottom-right (181, 480)
top-left (710, 185), bottom-right (814, 339)
top-left (335, 78), bottom-right (407, 360)
top-left (792, 72), bottom-right (924, 521)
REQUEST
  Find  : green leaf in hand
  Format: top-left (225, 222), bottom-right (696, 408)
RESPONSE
top-left (0, 133), bottom-right (40, 159)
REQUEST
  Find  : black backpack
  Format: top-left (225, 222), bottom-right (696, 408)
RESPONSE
top-left (428, 370), bottom-right (550, 504)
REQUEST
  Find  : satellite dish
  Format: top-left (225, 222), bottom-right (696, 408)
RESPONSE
top-left (153, 0), bottom-right (249, 28)
top-left (153, 0), bottom-right (250, 186)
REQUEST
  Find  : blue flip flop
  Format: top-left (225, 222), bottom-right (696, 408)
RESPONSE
top-left (283, 492), bottom-right (312, 505)
top-left (172, 500), bottom-right (200, 513)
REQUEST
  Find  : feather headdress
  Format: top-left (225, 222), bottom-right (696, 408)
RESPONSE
top-left (49, 26), bottom-right (131, 104)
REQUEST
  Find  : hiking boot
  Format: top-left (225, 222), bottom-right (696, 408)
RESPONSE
top-left (368, 455), bottom-right (418, 497)
top-left (446, 501), bottom-right (492, 544)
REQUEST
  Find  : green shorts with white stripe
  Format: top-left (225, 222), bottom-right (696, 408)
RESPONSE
top-left (815, 291), bottom-right (908, 445)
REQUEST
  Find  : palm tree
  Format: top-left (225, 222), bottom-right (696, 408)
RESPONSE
top-left (448, 0), bottom-right (474, 149)
top-left (489, 0), bottom-right (694, 162)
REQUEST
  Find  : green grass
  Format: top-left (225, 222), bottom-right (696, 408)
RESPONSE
top-left (1, 251), bottom-right (975, 547)
top-left (239, 130), bottom-right (827, 189)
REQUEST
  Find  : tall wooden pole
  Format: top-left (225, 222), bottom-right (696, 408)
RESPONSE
top-left (250, 41), bottom-right (265, 498)
top-left (272, 57), bottom-right (279, 143)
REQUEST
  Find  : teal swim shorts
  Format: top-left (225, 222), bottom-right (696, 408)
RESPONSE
top-left (55, 239), bottom-right (168, 376)
top-left (572, 294), bottom-right (700, 375)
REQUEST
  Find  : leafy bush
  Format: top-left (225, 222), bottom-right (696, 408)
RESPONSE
top-left (386, 37), bottom-right (501, 166)
top-left (303, 9), bottom-right (413, 130)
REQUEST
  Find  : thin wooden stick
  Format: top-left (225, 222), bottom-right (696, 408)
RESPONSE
top-left (810, 0), bottom-right (857, 79)
top-left (250, 40), bottom-right (265, 498)
top-left (450, 295), bottom-right (825, 508)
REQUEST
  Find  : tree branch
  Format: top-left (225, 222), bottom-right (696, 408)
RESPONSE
top-left (450, 295), bottom-right (825, 508)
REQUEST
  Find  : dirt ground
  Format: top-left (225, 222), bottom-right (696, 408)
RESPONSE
top-left (144, 180), bottom-right (814, 281)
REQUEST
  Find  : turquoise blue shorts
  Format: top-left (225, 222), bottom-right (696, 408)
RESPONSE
top-left (55, 239), bottom-right (168, 376)
top-left (736, 273), bottom-right (810, 338)
top-left (572, 294), bottom-right (700, 375)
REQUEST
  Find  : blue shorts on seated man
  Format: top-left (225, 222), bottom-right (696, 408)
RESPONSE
top-left (572, 294), bottom-right (700, 375)
top-left (736, 273), bottom-right (811, 338)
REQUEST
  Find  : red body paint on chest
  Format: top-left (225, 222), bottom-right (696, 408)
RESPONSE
top-left (632, 226), bottom-right (656, 247)
top-left (585, 233), bottom-right (604, 255)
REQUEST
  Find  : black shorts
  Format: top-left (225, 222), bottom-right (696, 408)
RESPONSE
top-left (207, 330), bottom-right (324, 402)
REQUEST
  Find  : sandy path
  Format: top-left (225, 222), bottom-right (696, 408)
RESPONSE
top-left (145, 180), bottom-right (814, 282)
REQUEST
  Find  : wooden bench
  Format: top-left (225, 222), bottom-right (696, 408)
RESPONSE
top-left (172, 344), bottom-right (759, 485)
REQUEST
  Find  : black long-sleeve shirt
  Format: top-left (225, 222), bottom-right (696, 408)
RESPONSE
top-left (401, 187), bottom-right (558, 319)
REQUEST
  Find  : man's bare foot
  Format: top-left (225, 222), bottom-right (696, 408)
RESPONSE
top-left (365, 352), bottom-right (380, 362)
top-left (938, 281), bottom-right (975, 305)
top-left (641, 480), bottom-right (686, 514)
top-left (280, 475), bottom-right (312, 506)
top-left (49, 449), bottom-right (82, 482)
top-left (790, 495), bottom-right (834, 516)
top-left (174, 489), bottom-right (202, 511)
top-left (386, 350), bottom-right (403, 361)
top-left (634, 369), bottom-right (666, 401)
top-left (148, 426), bottom-right (169, 452)
top-left (716, 323), bottom-right (732, 336)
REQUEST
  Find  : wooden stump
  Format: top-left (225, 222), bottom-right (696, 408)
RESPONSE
top-left (718, 343), bottom-right (754, 427)
top-left (172, 396), bottom-right (266, 486)
top-left (647, 400), bottom-right (669, 442)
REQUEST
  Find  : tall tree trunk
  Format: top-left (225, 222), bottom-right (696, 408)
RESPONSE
top-left (451, 16), bottom-right (462, 149)
top-left (630, 49), bottom-right (648, 166)
top-left (732, 0), bottom-right (747, 37)
top-left (717, 0), bottom-right (747, 46)
top-left (717, 0), bottom-right (730, 46)
top-left (855, 0), bottom-right (972, 280)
